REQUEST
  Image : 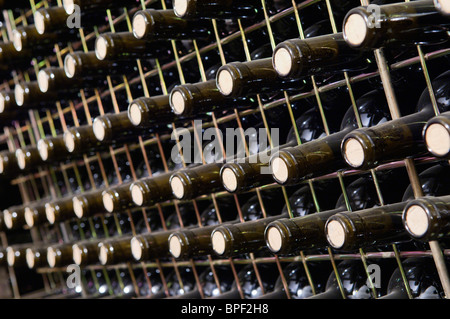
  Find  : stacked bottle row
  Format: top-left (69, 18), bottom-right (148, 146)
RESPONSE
top-left (2, 164), bottom-right (450, 268)
top-left (0, 0), bottom-right (449, 299)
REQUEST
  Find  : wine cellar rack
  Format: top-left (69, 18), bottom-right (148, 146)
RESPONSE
top-left (0, 0), bottom-right (449, 299)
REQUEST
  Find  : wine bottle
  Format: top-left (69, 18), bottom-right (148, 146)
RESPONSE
top-left (167, 199), bottom-right (238, 259)
top-left (258, 262), bottom-right (331, 299)
top-left (102, 182), bottom-right (134, 213)
top-left (131, 9), bottom-right (211, 40)
top-left (379, 257), bottom-right (447, 299)
top-left (272, 32), bottom-right (371, 79)
top-left (26, 247), bottom-right (48, 269)
top-left (0, 151), bottom-right (20, 177)
top-left (435, 0), bottom-right (450, 15)
top-left (64, 51), bottom-right (130, 79)
top-left (210, 263), bottom-right (279, 299)
top-left (169, 163), bottom-right (224, 200)
top-left (95, 32), bottom-right (170, 61)
top-left (130, 230), bottom-right (175, 261)
top-left (98, 235), bottom-right (133, 265)
top-left (72, 189), bottom-right (106, 218)
top-left (129, 172), bottom-right (174, 207)
top-left (402, 195), bottom-right (450, 241)
top-left (343, 0), bottom-right (450, 49)
top-left (47, 243), bottom-right (74, 268)
top-left (24, 202), bottom-right (47, 228)
top-left (270, 89), bottom-right (391, 185)
top-left (63, 124), bottom-right (103, 154)
top-left (0, 91), bottom-right (17, 116)
top-left (92, 112), bottom-right (150, 143)
top-left (210, 198), bottom-right (288, 257)
top-left (307, 259), bottom-right (387, 299)
top-left (169, 79), bottom-right (258, 118)
top-left (265, 170), bottom-right (409, 255)
top-left (14, 82), bottom-right (58, 109)
top-left (220, 107), bottom-right (328, 193)
top-left (63, 0), bottom-right (140, 14)
top-left (72, 240), bottom-right (102, 266)
top-left (37, 136), bottom-right (71, 162)
top-left (33, 6), bottom-right (71, 35)
top-left (38, 67), bottom-right (95, 94)
top-left (342, 70), bottom-right (450, 170)
top-left (216, 58), bottom-right (307, 98)
top-left (6, 245), bottom-right (28, 267)
top-left (45, 197), bottom-right (75, 224)
top-left (15, 146), bottom-right (45, 171)
top-left (12, 25), bottom-right (59, 54)
top-left (423, 111), bottom-right (450, 158)
top-left (3, 205), bottom-right (26, 230)
top-left (127, 95), bottom-right (179, 128)
top-left (325, 202), bottom-right (411, 251)
top-left (172, 0), bottom-right (264, 19)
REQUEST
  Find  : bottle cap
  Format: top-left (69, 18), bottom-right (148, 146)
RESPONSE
top-left (343, 13), bottom-right (368, 47)
top-left (95, 36), bottom-right (108, 60)
top-left (6, 247), bottom-right (16, 266)
top-left (221, 167), bottom-right (238, 193)
top-left (37, 139), bottom-right (49, 161)
top-left (424, 123), bottom-right (450, 157)
top-left (270, 156), bottom-right (289, 184)
top-left (102, 192), bottom-right (115, 213)
top-left (45, 203), bottom-right (56, 224)
top-left (15, 149), bottom-right (26, 170)
top-left (24, 207), bottom-right (35, 227)
top-left (2, 209), bottom-right (13, 229)
top-left (211, 230), bottom-right (226, 255)
top-left (47, 246), bottom-right (57, 268)
top-left (12, 29), bottom-right (23, 52)
top-left (130, 184), bottom-right (144, 206)
top-left (72, 196), bottom-right (84, 218)
top-left (217, 69), bottom-right (234, 96)
top-left (72, 244), bottom-right (83, 265)
top-left (168, 235), bottom-right (182, 258)
top-left (128, 102), bottom-right (143, 126)
top-left (63, 0), bottom-right (75, 15)
top-left (170, 90), bottom-right (186, 115)
top-left (170, 175), bottom-right (185, 199)
top-left (64, 54), bottom-right (77, 78)
top-left (173, 0), bottom-right (189, 17)
top-left (265, 226), bottom-right (283, 253)
top-left (93, 117), bottom-right (106, 141)
top-left (63, 130), bottom-right (76, 153)
top-left (325, 219), bottom-right (346, 249)
top-left (37, 70), bottom-right (50, 93)
top-left (130, 237), bottom-right (143, 261)
top-left (403, 204), bottom-right (429, 238)
top-left (273, 47), bottom-right (293, 77)
top-left (342, 137), bottom-right (365, 168)
top-left (132, 13), bottom-right (147, 39)
top-left (34, 10), bottom-right (46, 34)
top-left (26, 248), bottom-right (36, 269)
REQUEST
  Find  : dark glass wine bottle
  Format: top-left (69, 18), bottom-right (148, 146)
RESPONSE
top-left (343, 0), bottom-right (450, 49)
top-left (15, 146), bottom-right (45, 171)
top-left (273, 32), bottom-right (372, 79)
top-left (324, 201), bottom-right (410, 251)
top-left (37, 136), bottom-right (71, 163)
top-left (14, 81), bottom-right (58, 109)
top-left (130, 230), bottom-right (175, 262)
top-left (169, 79), bottom-right (258, 117)
top-left (92, 112), bottom-right (150, 144)
top-left (258, 262), bottom-right (332, 299)
top-left (47, 243), bottom-right (74, 268)
top-left (3, 205), bottom-right (26, 230)
top-left (423, 111), bottom-right (450, 158)
top-left (63, 124), bottom-right (103, 154)
top-left (38, 67), bottom-right (96, 94)
top-left (127, 95), bottom-right (178, 128)
top-left (131, 9), bottom-right (211, 40)
top-left (72, 239), bottom-right (102, 266)
top-left (129, 172), bottom-right (174, 207)
top-left (210, 190), bottom-right (288, 257)
top-left (342, 70), bottom-right (450, 170)
top-left (25, 247), bottom-right (48, 269)
top-left (45, 196), bottom-right (75, 224)
top-left (33, 6), bottom-right (70, 35)
top-left (6, 245), bottom-right (29, 268)
top-left (102, 182), bottom-right (134, 213)
top-left (270, 89), bottom-right (390, 185)
top-left (64, 51), bottom-right (135, 79)
top-left (210, 263), bottom-right (279, 299)
top-left (0, 42), bottom-right (31, 73)
top-left (169, 163), bottom-right (224, 200)
top-left (12, 25), bottom-right (59, 54)
top-left (379, 257), bottom-right (447, 299)
top-left (265, 173), bottom-right (388, 255)
top-left (24, 201), bottom-right (48, 228)
top-left (167, 198), bottom-right (238, 259)
top-left (403, 195), bottom-right (450, 241)
top-left (220, 106), bottom-right (328, 193)
top-left (95, 32), bottom-right (171, 61)
top-left (72, 189), bottom-right (106, 218)
top-left (216, 58), bottom-right (307, 98)
top-left (98, 235), bottom-right (133, 265)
